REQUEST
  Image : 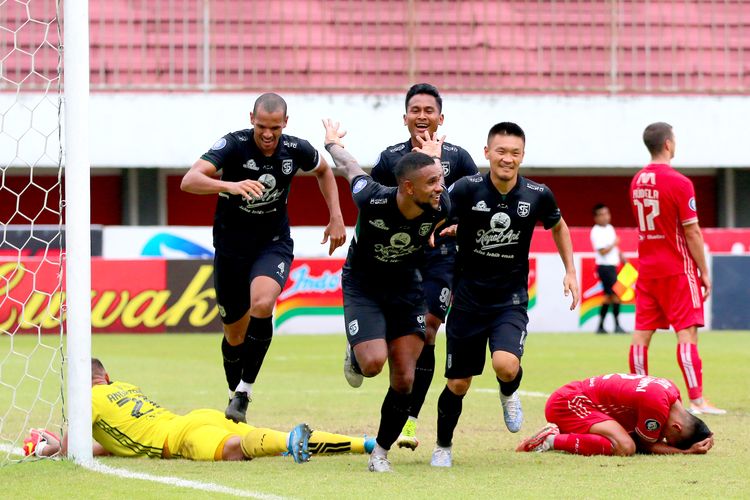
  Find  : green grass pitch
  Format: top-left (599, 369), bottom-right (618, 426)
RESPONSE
top-left (1, 331), bottom-right (749, 499)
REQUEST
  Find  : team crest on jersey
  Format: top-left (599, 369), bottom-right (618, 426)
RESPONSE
top-left (645, 419), bottom-right (660, 431)
top-left (348, 319), bottom-right (359, 336)
top-left (517, 201), bottom-right (531, 217)
top-left (211, 138), bottom-right (226, 150)
top-left (243, 159), bottom-right (258, 170)
top-left (419, 223), bottom-right (433, 236)
top-left (472, 200), bottom-right (490, 212)
top-left (689, 197), bottom-right (696, 211)
top-left (369, 219), bottom-right (389, 230)
top-left (282, 159), bottom-right (293, 175)
top-left (353, 178), bottom-right (368, 193)
top-left (441, 161), bottom-right (450, 177)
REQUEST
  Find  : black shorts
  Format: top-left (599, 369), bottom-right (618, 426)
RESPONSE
top-left (213, 236), bottom-right (294, 324)
top-left (420, 244), bottom-right (455, 322)
top-left (342, 270), bottom-right (427, 347)
top-left (444, 305), bottom-right (529, 379)
top-left (597, 265), bottom-right (617, 296)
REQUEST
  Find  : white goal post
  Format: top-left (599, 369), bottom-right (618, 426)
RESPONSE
top-left (63, 0), bottom-right (92, 464)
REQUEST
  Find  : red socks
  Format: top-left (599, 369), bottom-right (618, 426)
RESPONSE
top-left (629, 344), bottom-right (648, 375)
top-left (553, 434), bottom-right (614, 456)
top-left (677, 343), bottom-right (703, 400)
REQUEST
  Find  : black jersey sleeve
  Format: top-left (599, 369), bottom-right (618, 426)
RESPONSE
top-left (447, 177), bottom-right (468, 223)
top-left (539, 185), bottom-right (563, 229)
top-left (370, 153), bottom-right (397, 186)
top-left (456, 147), bottom-right (479, 177)
top-left (296, 138), bottom-right (321, 172)
top-left (350, 175), bottom-right (388, 209)
top-left (200, 133), bottom-right (239, 172)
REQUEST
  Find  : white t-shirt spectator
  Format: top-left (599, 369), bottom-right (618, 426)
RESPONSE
top-left (590, 224), bottom-right (621, 266)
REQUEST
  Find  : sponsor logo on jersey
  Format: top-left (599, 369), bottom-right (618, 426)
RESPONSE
top-left (277, 262), bottom-right (286, 278)
top-left (243, 159), bottom-right (258, 170)
top-left (644, 419), bottom-right (660, 431)
top-left (472, 200), bottom-right (490, 212)
top-left (353, 178), bottom-right (368, 193)
top-left (262, 164), bottom-right (273, 170)
top-left (210, 138), bottom-right (226, 150)
top-left (259, 173), bottom-right (276, 190)
top-left (474, 211), bottom-right (521, 253)
top-left (373, 232), bottom-right (421, 262)
top-left (441, 161), bottom-right (450, 177)
top-left (218, 304), bottom-right (226, 318)
top-left (526, 182), bottom-right (543, 192)
top-left (282, 140), bottom-right (297, 148)
top-left (417, 314), bottom-right (425, 324)
top-left (637, 172), bottom-right (656, 185)
top-left (239, 174), bottom-right (284, 211)
top-left (468, 175), bottom-right (483, 183)
top-left (237, 134), bottom-right (248, 142)
top-left (419, 223), bottom-right (433, 236)
top-left (389, 144), bottom-right (406, 153)
top-left (370, 198), bottom-right (387, 205)
top-left (517, 201), bottom-right (531, 217)
top-left (369, 219), bottom-right (389, 230)
top-left (282, 159), bottom-right (293, 175)
top-left (689, 197), bottom-right (697, 211)
top-left (348, 319), bottom-right (359, 336)
top-left (442, 144), bottom-right (458, 152)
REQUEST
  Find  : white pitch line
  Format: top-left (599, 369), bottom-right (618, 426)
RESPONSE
top-left (1, 443), bottom-right (288, 500)
top-left (83, 461), bottom-right (289, 500)
top-left (474, 389), bottom-right (550, 398)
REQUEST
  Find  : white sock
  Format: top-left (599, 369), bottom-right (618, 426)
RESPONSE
top-left (234, 380), bottom-right (253, 395)
top-left (372, 444), bottom-right (388, 458)
top-left (228, 389), bottom-right (235, 399)
top-left (407, 416), bottom-right (418, 423)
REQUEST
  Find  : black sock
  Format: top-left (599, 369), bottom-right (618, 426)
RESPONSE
top-left (221, 337), bottom-right (243, 391)
top-left (498, 365), bottom-right (523, 397)
top-left (436, 385), bottom-right (465, 447)
top-left (599, 303), bottom-right (610, 326)
top-left (240, 316), bottom-right (273, 385)
top-left (409, 344), bottom-right (435, 418)
top-left (376, 387), bottom-right (411, 450)
top-left (612, 302), bottom-right (621, 321)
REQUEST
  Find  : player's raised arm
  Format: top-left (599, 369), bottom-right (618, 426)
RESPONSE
top-left (321, 119), bottom-right (367, 184)
top-left (550, 217), bottom-right (579, 310)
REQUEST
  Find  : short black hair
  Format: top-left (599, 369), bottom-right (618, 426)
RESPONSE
top-left (592, 203), bottom-right (608, 215)
top-left (643, 122), bottom-right (673, 156)
top-left (405, 83), bottom-right (442, 112)
top-left (674, 413), bottom-right (712, 450)
top-left (91, 358), bottom-right (105, 374)
top-left (487, 122), bottom-right (525, 145)
top-left (253, 92), bottom-right (287, 116)
top-left (393, 151), bottom-right (436, 183)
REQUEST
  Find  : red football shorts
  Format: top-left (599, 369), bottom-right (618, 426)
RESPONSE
top-left (635, 274), bottom-right (704, 332)
top-left (544, 382), bottom-right (613, 434)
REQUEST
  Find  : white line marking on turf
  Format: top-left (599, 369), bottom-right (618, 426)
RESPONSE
top-left (474, 389), bottom-right (550, 398)
top-left (82, 461), bottom-right (290, 500)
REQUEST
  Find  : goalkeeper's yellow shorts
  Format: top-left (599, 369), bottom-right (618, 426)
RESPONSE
top-left (165, 409), bottom-right (252, 461)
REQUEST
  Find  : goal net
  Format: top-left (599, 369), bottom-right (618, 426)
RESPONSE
top-left (0, 0), bottom-right (65, 463)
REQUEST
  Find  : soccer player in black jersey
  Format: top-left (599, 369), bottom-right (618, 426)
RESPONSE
top-left (430, 122), bottom-right (579, 468)
top-left (181, 93), bottom-right (346, 423)
top-left (322, 118), bottom-right (449, 472)
top-left (371, 83), bottom-right (478, 450)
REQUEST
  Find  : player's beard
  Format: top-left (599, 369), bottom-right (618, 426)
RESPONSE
top-left (416, 200), bottom-right (436, 213)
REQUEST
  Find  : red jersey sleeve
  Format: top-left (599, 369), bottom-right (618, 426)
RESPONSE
top-left (676, 175), bottom-right (699, 226)
top-left (633, 381), bottom-right (679, 442)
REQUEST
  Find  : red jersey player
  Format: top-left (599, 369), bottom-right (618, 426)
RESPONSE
top-left (627, 122), bottom-right (724, 415)
top-left (516, 373), bottom-right (713, 456)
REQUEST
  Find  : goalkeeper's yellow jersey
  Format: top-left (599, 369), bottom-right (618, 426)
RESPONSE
top-left (92, 381), bottom-right (178, 458)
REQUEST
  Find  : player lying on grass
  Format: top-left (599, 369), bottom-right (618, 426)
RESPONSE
top-left (25, 358), bottom-right (374, 462)
top-left (516, 373), bottom-right (713, 456)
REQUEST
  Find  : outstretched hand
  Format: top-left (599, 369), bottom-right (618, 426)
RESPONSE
top-left (439, 224), bottom-right (458, 238)
top-left (322, 119), bottom-right (347, 149)
top-left (413, 130), bottom-right (446, 158)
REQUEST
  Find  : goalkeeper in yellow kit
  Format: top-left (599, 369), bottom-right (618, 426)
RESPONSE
top-left (29, 358), bottom-right (373, 462)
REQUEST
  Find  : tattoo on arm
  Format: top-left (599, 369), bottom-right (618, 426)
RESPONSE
top-left (326, 144), bottom-right (367, 184)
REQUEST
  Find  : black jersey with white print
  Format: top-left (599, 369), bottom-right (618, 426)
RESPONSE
top-left (200, 130), bottom-right (320, 257)
top-left (371, 139), bottom-right (477, 253)
top-left (344, 175), bottom-right (450, 283)
top-left (449, 173), bottom-right (561, 311)
top-left (371, 139), bottom-right (478, 189)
